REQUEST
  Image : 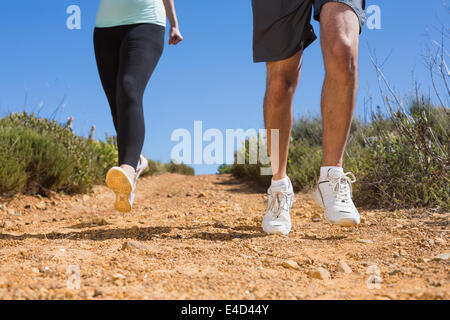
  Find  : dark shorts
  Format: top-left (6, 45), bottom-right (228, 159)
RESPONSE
top-left (252, 0), bottom-right (366, 63)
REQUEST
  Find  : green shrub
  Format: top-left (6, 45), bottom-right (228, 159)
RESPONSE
top-left (230, 99), bottom-right (449, 211)
top-left (217, 164), bottom-right (232, 174)
top-left (165, 161), bottom-right (195, 176)
top-left (0, 112), bottom-right (117, 195)
top-left (287, 140), bottom-right (322, 192)
top-left (140, 159), bottom-right (195, 177)
top-left (141, 159), bottom-right (166, 177)
top-left (346, 99), bottom-right (449, 210)
top-left (291, 117), bottom-right (322, 146)
top-left (230, 138), bottom-right (271, 187)
top-left (0, 112), bottom-right (196, 196)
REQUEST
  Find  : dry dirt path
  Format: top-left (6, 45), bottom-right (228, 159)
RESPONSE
top-left (0, 173), bottom-right (448, 299)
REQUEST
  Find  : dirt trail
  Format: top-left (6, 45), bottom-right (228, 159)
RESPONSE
top-left (0, 174), bottom-right (448, 300)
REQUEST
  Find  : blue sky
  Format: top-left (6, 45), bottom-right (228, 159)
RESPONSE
top-left (0, 1), bottom-right (447, 174)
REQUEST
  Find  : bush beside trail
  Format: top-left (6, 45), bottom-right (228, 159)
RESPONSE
top-left (229, 99), bottom-right (449, 211)
top-left (0, 112), bottom-right (118, 195)
top-left (142, 160), bottom-right (195, 177)
top-left (0, 112), bottom-right (194, 196)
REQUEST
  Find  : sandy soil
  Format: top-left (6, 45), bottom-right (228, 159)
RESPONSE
top-left (0, 173), bottom-right (448, 300)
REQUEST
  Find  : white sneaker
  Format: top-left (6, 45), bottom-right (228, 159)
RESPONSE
top-left (315, 168), bottom-right (360, 226)
top-left (106, 155), bottom-right (148, 212)
top-left (130, 155), bottom-right (148, 204)
top-left (262, 178), bottom-right (295, 235)
top-left (135, 155), bottom-right (148, 182)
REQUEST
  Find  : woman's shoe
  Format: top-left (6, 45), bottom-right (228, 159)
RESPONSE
top-left (105, 155), bottom-right (148, 213)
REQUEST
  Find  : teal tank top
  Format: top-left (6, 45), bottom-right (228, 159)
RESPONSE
top-left (96, 0), bottom-right (166, 28)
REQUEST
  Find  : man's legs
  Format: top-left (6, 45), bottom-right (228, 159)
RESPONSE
top-left (264, 50), bottom-right (303, 180)
top-left (261, 50), bottom-right (303, 235)
top-left (315, 2), bottom-right (361, 226)
top-left (320, 2), bottom-right (360, 167)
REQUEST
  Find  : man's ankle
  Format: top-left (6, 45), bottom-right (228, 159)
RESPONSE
top-left (271, 176), bottom-right (290, 188)
top-left (272, 173), bottom-right (287, 181)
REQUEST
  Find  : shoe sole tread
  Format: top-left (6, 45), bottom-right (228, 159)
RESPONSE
top-left (106, 168), bottom-right (132, 213)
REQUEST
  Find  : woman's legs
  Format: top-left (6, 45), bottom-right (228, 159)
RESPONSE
top-left (94, 24), bottom-right (165, 173)
top-left (115, 23), bottom-right (165, 170)
top-left (94, 27), bottom-right (121, 133)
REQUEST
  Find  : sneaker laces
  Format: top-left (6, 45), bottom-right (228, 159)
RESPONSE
top-left (267, 190), bottom-right (295, 218)
top-left (329, 172), bottom-right (356, 204)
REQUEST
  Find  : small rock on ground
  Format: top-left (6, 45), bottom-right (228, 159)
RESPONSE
top-left (433, 253), bottom-right (450, 261)
top-left (337, 260), bottom-right (352, 275)
top-left (282, 260), bottom-right (300, 270)
top-left (122, 240), bottom-right (154, 252)
top-left (309, 267), bottom-right (330, 280)
top-left (357, 239), bottom-right (374, 244)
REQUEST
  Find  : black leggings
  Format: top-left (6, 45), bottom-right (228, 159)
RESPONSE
top-left (94, 23), bottom-right (165, 170)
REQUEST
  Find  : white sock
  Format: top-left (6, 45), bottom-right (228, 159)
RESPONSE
top-left (271, 176), bottom-right (290, 188)
top-left (320, 166), bottom-right (343, 178)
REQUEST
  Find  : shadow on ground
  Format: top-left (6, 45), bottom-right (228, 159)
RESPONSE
top-left (213, 176), bottom-right (267, 195)
top-left (0, 224), bottom-right (267, 242)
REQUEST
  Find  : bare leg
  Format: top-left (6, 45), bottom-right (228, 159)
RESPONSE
top-left (264, 50), bottom-right (303, 180)
top-left (320, 2), bottom-right (360, 167)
